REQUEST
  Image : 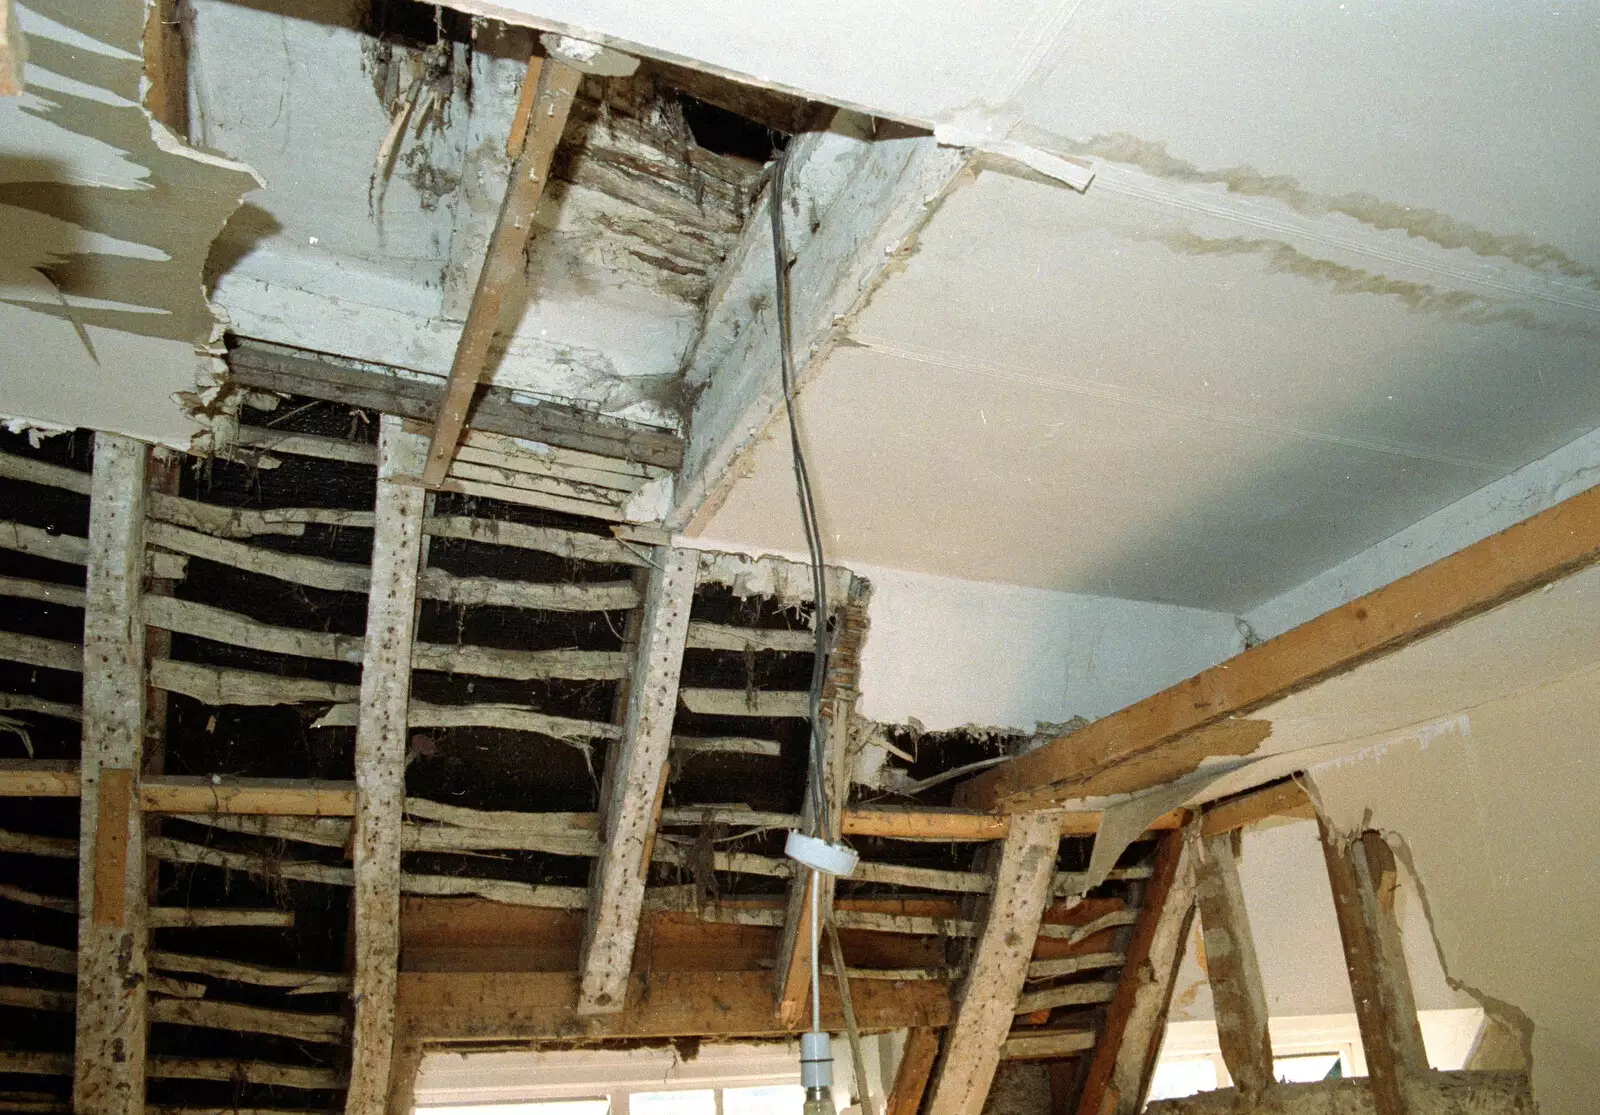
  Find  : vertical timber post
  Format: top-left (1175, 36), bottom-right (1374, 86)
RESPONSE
top-left (1193, 831), bottom-right (1274, 1100)
top-left (346, 417), bottom-right (428, 1115)
top-left (74, 434), bottom-right (149, 1115)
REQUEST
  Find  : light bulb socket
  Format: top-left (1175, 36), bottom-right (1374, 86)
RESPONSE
top-left (800, 1030), bottom-right (834, 1090)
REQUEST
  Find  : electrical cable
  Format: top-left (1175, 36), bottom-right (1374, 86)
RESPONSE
top-left (768, 144), bottom-right (833, 844)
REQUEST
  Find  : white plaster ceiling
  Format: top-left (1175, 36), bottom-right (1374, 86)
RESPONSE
top-left (608, 0), bottom-right (1600, 609)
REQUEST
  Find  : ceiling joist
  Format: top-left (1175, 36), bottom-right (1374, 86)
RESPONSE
top-left (423, 55), bottom-right (580, 487)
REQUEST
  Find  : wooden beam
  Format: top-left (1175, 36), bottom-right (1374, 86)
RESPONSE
top-left (887, 1028), bottom-right (942, 1115)
top-left (398, 969), bottom-right (950, 1042)
top-left (422, 58), bottom-right (580, 486)
top-left (1193, 832), bottom-right (1274, 1101)
top-left (228, 342), bottom-right (682, 471)
top-left (346, 418), bottom-right (428, 1115)
top-left (74, 434), bottom-right (149, 1115)
top-left (925, 811), bottom-right (1061, 1115)
top-left (1319, 822), bottom-right (1428, 1115)
top-left (577, 547), bottom-right (696, 1013)
top-left (960, 481), bottom-right (1600, 810)
top-left (1200, 779), bottom-right (1314, 839)
top-left (1075, 828), bottom-right (1198, 1115)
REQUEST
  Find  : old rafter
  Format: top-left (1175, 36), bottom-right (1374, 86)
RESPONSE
top-left (576, 547), bottom-right (697, 1014)
top-left (345, 418), bottom-right (429, 1115)
top-left (924, 812), bottom-right (1061, 1115)
top-left (74, 435), bottom-right (149, 1115)
top-left (1193, 831), bottom-right (1274, 1102)
top-left (422, 56), bottom-right (580, 486)
top-left (1075, 828), bottom-right (1198, 1115)
top-left (960, 481), bottom-right (1600, 811)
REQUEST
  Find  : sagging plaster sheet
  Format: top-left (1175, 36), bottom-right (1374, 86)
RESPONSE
top-left (0, 1), bottom-right (257, 445)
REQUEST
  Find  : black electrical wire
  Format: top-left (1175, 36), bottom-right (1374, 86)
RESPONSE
top-left (768, 146), bottom-right (832, 840)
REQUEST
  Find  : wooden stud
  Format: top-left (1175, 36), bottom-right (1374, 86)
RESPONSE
top-left (74, 434), bottom-right (149, 1115)
top-left (577, 547), bottom-right (697, 1013)
top-left (925, 811), bottom-right (1062, 1115)
top-left (962, 481), bottom-right (1600, 810)
top-left (1193, 832), bottom-right (1274, 1101)
top-left (346, 418), bottom-right (428, 1115)
top-left (1075, 828), bottom-right (1197, 1115)
top-left (422, 58), bottom-right (581, 486)
top-left (887, 1028), bottom-right (942, 1115)
top-left (1318, 820), bottom-right (1428, 1115)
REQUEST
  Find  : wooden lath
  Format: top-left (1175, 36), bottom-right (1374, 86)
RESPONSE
top-left (576, 547), bottom-right (697, 1014)
top-left (960, 480), bottom-right (1600, 811)
top-left (346, 418), bottom-right (429, 1115)
top-left (422, 56), bottom-right (581, 487)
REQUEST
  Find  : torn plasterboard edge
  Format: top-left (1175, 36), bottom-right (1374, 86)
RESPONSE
top-left (932, 120), bottom-right (1097, 193)
top-left (1305, 668), bottom-right (1600, 1113)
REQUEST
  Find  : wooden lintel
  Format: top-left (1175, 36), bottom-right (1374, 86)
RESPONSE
top-left (422, 57), bottom-right (581, 486)
top-left (74, 434), bottom-right (149, 1115)
top-left (925, 812), bottom-right (1061, 1115)
top-left (961, 481), bottom-right (1600, 810)
top-left (1075, 828), bottom-right (1198, 1115)
top-left (1193, 831), bottom-right (1274, 1101)
top-left (346, 419), bottom-right (428, 1115)
top-left (577, 547), bottom-right (697, 1014)
top-left (228, 341), bottom-right (682, 471)
top-left (398, 969), bottom-right (951, 1043)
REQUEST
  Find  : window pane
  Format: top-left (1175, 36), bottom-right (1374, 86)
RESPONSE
top-left (723, 1084), bottom-right (805, 1115)
top-left (1146, 1058), bottom-right (1218, 1101)
top-left (1275, 1053), bottom-right (1342, 1083)
top-left (422, 1103), bottom-right (609, 1115)
top-left (631, 1090), bottom-right (717, 1115)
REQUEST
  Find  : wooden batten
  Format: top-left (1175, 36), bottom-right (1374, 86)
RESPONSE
top-left (346, 419), bottom-right (428, 1115)
top-left (72, 435), bottom-right (150, 1115)
top-left (925, 812), bottom-right (1062, 1115)
top-left (577, 547), bottom-right (697, 1014)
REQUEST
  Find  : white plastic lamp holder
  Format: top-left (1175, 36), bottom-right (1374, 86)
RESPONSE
top-left (785, 829), bottom-right (858, 878)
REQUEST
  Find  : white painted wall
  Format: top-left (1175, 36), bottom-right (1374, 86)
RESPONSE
top-left (1245, 422), bottom-right (1600, 640)
top-left (688, 540), bottom-right (1243, 732)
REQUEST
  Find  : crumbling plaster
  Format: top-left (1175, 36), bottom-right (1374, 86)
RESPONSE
top-left (0, 1), bottom-right (257, 446)
top-left (1309, 668), bottom-right (1600, 1115)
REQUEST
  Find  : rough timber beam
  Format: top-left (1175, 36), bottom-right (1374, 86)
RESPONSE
top-left (576, 548), bottom-right (697, 1014)
top-left (1319, 823), bottom-right (1429, 1115)
top-left (346, 418), bottom-right (428, 1115)
top-left (925, 812), bottom-right (1062, 1115)
top-left (669, 122), bottom-right (971, 530)
top-left (774, 577), bottom-right (868, 1025)
top-left (960, 481), bottom-right (1600, 811)
top-left (1076, 828), bottom-right (1198, 1115)
top-left (1193, 831), bottom-right (1274, 1103)
top-left (422, 56), bottom-right (580, 487)
top-left (74, 434), bottom-right (149, 1115)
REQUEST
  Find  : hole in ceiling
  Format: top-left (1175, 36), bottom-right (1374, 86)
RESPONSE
top-left (362, 0), bottom-right (471, 49)
top-left (677, 94), bottom-right (786, 162)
